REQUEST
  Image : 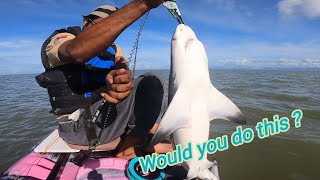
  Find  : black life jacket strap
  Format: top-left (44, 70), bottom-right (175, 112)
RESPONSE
top-left (72, 100), bottom-right (115, 167)
top-left (81, 105), bottom-right (98, 145)
top-left (81, 99), bottom-right (116, 147)
top-left (46, 153), bottom-right (70, 180)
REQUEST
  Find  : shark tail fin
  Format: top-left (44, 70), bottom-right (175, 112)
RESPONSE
top-left (208, 85), bottom-right (246, 124)
top-left (186, 160), bottom-right (219, 180)
top-left (198, 168), bottom-right (219, 180)
top-left (211, 158), bottom-right (220, 180)
top-left (197, 159), bottom-right (219, 180)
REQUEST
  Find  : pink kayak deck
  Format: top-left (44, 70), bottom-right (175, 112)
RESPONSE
top-left (6, 152), bottom-right (129, 180)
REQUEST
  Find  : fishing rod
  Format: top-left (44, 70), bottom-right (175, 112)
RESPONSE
top-left (128, 0), bottom-right (184, 77)
top-left (163, 0), bottom-right (185, 24)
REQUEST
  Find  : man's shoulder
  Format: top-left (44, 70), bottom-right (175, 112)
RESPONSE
top-left (43, 27), bottom-right (80, 68)
top-left (45, 26), bottom-right (81, 41)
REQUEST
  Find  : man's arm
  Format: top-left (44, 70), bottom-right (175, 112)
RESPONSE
top-left (101, 46), bottom-right (133, 104)
top-left (58, 0), bottom-right (162, 64)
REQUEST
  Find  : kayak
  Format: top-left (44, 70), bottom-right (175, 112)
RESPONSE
top-left (1, 130), bottom-right (187, 180)
top-left (2, 152), bottom-right (129, 180)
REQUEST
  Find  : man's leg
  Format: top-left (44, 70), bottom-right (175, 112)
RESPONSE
top-left (115, 74), bottom-right (172, 159)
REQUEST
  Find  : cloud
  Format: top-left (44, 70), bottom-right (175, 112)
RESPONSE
top-left (278, 0), bottom-right (320, 18)
top-left (211, 58), bottom-right (320, 69)
top-left (0, 59), bottom-right (44, 75)
top-left (205, 0), bottom-right (236, 11)
top-left (0, 39), bottom-right (42, 54)
top-left (205, 39), bottom-right (320, 60)
top-left (178, 0), bottom-right (259, 34)
top-left (142, 30), bottom-right (171, 43)
top-left (126, 45), bottom-right (170, 70)
top-left (0, 40), bottom-right (36, 49)
top-left (2, 1), bottom-right (320, 75)
top-left (0, 39), bottom-right (43, 75)
top-left (135, 60), bottom-right (168, 70)
top-left (1, 0), bottom-right (124, 22)
top-left (204, 37), bottom-right (320, 69)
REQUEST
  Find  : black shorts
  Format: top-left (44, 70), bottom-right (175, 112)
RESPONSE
top-left (58, 73), bottom-right (167, 145)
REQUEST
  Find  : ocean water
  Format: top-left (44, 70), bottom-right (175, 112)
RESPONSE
top-left (0, 69), bottom-right (319, 180)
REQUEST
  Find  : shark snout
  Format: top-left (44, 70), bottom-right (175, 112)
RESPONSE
top-left (177, 24), bottom-right (188, 31)
top-left (173, 24), bottom-right (197, 42)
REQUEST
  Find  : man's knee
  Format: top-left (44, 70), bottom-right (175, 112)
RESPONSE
top-left (127, 74), bottom-right (165, 139)
top-left (135, 74), bottom-right (164, 123)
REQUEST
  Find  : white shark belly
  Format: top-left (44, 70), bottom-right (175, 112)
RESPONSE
top-left (151, 24), bottom-right (246, 180)
top-left (173, 120), bottom-right (210, 159)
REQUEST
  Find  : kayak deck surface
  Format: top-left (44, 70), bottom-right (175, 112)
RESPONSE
top-left (2, 129), bottom-right (188, 179)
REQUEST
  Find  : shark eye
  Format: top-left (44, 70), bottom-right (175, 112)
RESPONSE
top-left (185, 39), bottom-right (194, 47)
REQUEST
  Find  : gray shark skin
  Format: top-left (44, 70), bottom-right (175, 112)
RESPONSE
top-left (151, 24), bottom-right (246, 180)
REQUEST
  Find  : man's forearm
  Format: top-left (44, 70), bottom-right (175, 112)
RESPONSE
top-left (60, 0), bottom-right (151, 64)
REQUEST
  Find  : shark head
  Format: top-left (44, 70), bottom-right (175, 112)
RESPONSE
top-left (172, 24), bottom-right (197, 45)
top-left (170, 24), bottom-right (210, 86)
top-left (173, 25), bottom-right (209, 64)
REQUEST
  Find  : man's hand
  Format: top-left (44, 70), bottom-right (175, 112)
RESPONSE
top-left (138, 0), bottom-right (167, 9)
top-left (101, 57), bottom-right (133, 104)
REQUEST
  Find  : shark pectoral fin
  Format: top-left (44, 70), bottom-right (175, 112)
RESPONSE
top-left (151, 88), bottom-right (191, 145)
top-left (208, 85), bottom-right (246, 124)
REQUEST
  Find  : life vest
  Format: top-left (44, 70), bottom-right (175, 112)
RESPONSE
top-left (36, 26), bottom-right (117, 115)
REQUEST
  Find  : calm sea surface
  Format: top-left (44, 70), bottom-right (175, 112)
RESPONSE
top-left (0, 69), bottom-right (319, 180)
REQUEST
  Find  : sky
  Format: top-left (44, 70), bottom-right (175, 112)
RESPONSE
top-left (0, 0), bottom-right (320, 75)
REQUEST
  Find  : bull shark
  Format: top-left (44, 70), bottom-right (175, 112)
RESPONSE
top-left (151, 24), bottom-right (246, 180)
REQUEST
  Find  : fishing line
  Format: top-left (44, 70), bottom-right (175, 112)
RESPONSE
top-left (128, 0), bottom-right (184, 78)
top-left (128, 11), bottom-right (150, 78)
